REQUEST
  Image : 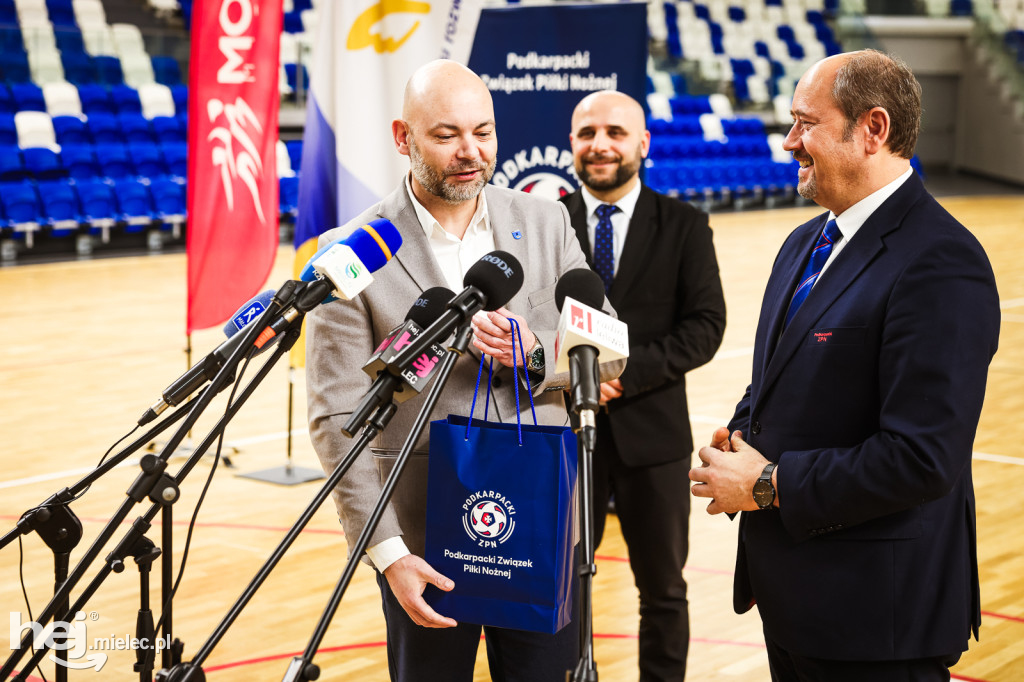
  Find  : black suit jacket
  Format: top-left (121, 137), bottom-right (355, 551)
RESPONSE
top-left (728, 171), bottom-right (999, 660)
top-left (561, 184), bottom-right (726, 466)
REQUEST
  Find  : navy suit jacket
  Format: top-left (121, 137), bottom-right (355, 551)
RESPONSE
top-left (729, 171), bottom-right (1000, 661)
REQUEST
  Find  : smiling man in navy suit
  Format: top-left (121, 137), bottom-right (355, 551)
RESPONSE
top-left (689, 50), bottom-right (1000, 681)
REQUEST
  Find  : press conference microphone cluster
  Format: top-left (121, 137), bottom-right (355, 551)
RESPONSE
top-left (138, 219), bottom-right (402, 426)
top-left (554, 269), bottom-right (629, 429)
top-left (341, 250), bottom-right (525, 437)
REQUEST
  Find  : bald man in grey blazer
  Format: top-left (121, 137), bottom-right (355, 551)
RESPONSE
top-left (306, 60), bottom-right (623, 682)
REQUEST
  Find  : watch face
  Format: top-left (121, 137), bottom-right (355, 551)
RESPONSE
top-left (753, 478), bottom-right (774, 508)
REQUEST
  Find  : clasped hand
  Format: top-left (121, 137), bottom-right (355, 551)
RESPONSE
top-left (689, 427), bottom-right (773, 515)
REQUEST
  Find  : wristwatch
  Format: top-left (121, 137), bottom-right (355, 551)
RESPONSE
top-left (525, 341), bottom-right (545, 373)
top-left (752, 462), bottom-right (777, 510)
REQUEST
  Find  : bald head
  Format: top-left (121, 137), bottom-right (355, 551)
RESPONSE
top-left (569, 90), bottom-right (649, 201)
top-left (402, 59), bottom-right (494, 131)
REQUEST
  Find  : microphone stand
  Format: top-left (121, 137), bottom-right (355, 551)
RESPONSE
top-left (154, 397), bottom-right (400, 682)
top-left (0, 298), bottom-right (292, 680)
top-left (280, 322), bottom-right (473, 682)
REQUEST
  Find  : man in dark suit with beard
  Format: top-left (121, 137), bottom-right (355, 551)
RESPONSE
top-left (560, 90), bottom-right (726, 681)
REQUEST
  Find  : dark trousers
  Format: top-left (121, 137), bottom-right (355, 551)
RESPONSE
top-left (592, 414), bottom-right (691, 682)
top-left (765, 633), bottom-right (963, 682)
top-left (376, 570), bottom-right (579, 682)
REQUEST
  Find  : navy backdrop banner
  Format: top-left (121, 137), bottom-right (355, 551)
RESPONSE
top-left (468, 3), bottom-right (648, 202)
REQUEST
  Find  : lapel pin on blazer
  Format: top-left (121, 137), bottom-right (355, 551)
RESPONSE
top-left (511, 230), bottom-right (523, 240)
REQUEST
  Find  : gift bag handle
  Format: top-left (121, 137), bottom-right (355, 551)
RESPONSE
top-left (466, 316), bottom-right (538, 445)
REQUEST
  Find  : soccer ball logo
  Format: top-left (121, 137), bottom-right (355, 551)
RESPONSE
top-left (470, 501), bottom-right (507, 537)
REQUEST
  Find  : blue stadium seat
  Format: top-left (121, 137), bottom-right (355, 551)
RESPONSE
top-left (279, 175), bottom-right (299, 218)
top-left (61, 51), bottom-right (97, 85)
top-left (94, 56), bottom-right (126, 86)
top-left (85, 113), bottom-right (120, 145)
top-left (0, 84), bottom-right (13, 114)
top-left (54, 27), bottom-right (85, 53)
top-left (77, 84), bottom-right (116, 115)
top-left (37, 180), bottom-right (82, 236)
top-left (0, 50), bottom-right (31, 83)
top-left (0, 26), bottom-right (23, 52)
top-left (61, 144), bottom-right (101, 179)
top-left (0, 114), bottom-right (17, 146)
top-left (46, 0), bottom-right (77, 27)
top-left (151, 115), bottom-right (184, 144)
top-left (285, 140), bottom-right (302, 174)
top-left (113, 178), bottom-right (155, 231)
top-left (161, 141), bottom-right (186, 178)
top-left (127, 142), bottom-right (167, 178)
top-left (95, 143), bottom-right (133, 179)
top-left (10, 83), bottom-right (46, 112)
top-left (1, 181), bottom-right (44, 244)
top-left (170, 84), bottom-right (187, 114)
top-left (110, 84), bottom-right (142, 114)
top-left (284, 63), bottom-right (308, 97)
top-left (52, 115), bottom-right (90, 145)
top-left (23, 148), bottom-right (67, 180)
top-left (118, 112), bottom-right (154, 144)
top-left (0, 145), bottom-right (24, 181)
top-left (74, 178), bottom-right (118, 235)
top-left (149, 176), bottom-right (186, 231)
top-left (283, 11), bottom-right (304, 33)
top-left (151, 56), bottom-right (182, 86)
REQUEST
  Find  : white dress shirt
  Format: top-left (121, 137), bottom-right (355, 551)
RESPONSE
top-left (366, 176), bottom-right (495, 573)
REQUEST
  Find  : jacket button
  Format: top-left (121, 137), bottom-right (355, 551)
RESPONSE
top-left (492, 376), bottom-right (503, 388)
top-left (752, 421), bottom-right (762, 434)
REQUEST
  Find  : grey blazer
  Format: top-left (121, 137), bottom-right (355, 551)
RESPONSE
top-left (306, 181), bottom-right (623, 560)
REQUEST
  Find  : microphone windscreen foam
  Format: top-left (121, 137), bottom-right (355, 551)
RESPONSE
top-left (464, 251), bottom-right (524, 311)
top-left (406, 286), bottom-right (455, 326)
top-left (555, 268), bottom-right (605, 311)
top-left (346, 218), bottom-right (402, 272)
top-left (222, 289), bottom-right (276, 337)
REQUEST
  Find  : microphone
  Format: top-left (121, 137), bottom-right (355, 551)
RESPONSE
top-left (554, 269), bottom-right (629, 420)
top-left (362, 286), bottom-right (453, 379)
top-left (222, 289), bottom-right (276, 337)
top-left (253, 218), bottom-right (403, 349)
top-left (383, 251), bottom-right (525, 378)
top-left (139, 221), bottom-right (402, 427)
top-left (341, 287), bottom-right (456, 437)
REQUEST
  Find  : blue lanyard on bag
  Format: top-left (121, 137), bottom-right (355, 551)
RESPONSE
top-left (466, 317), bottom-right (538, 445)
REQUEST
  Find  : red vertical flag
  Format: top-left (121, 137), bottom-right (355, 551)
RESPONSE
top-left (186, 0), bottom-right (282, 333)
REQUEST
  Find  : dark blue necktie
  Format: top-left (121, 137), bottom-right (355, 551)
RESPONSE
top-left (593, 203), bottom-right (617, 292)
top-left (784, 218), bottom-right (842, 328)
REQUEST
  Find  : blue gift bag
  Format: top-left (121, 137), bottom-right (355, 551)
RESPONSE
top-left (424, 320), bottom-right (578, 634)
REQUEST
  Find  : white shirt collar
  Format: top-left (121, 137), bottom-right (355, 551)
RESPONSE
top-left (829, 167), bottom-right (913, 242)
top-left (404, 173), bottom-right (490, 241)
top-left (580, 179), bottom-right (642, 223)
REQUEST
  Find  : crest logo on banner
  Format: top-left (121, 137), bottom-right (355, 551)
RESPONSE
top-left (490, 144), bottom-right (578, 202)
top-left (462, 491), bottom-right (516, 547)
top-left (346, 0), bottom-right (432, 53)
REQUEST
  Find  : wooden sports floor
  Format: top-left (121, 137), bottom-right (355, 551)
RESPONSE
top-left (1, 192), bottom-right (1022, 681)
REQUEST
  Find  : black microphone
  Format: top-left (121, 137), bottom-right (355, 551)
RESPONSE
top-left (554, 269), bottom-right (628, 422)
top-left (341, 287), bottom-right (456, 437)
top-left (362, 287), bottom-right (453, 379)
top-left (383, 250), bottom-right (525, 378)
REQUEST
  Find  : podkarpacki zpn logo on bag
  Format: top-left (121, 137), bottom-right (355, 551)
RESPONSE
top-left (463, 490), bottom-right (516, 548)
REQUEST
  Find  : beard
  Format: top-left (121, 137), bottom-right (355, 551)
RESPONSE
top-left (794, 154), bottom-right (817, 201)
top-left (575, 144), bottom-right (643, 192)
top-left (409, 135), bottom-right (495, 205)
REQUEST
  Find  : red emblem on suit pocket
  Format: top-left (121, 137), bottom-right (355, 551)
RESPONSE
top-left (813, 331), bottom-right (833, 343)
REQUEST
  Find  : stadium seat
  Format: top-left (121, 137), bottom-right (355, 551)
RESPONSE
top-left (82, 24), bottom-right (116, 57)
top-left (111, 23), bottom-right (147, 56)
top-left (0, 25), bottom-right (24, 52)
top-left (161, 141), bottom-right (186, 178)
top-left (120, 52), bottom-right (156, 88)
top-left (110, 84), bottom-right (142, 114)
top-left (151, 115), bottom-right (183, 144)
top-left (60, 50), bottom-right (98, 85)
top-left (1, 181), bottom-right (44, 246)
top-left (15, 111), bottom-right (57, 149)
top-left (285, 140), bottom-right (302, 174)
top-left (45, 0), bottom-right (78, 27)
top-left (149, 176), bottom-right (185, 233)
top-left (118, 112), bottom-right (154, 144)
top-left (95, 142), bottom-right (132, 178)
top-left (74, 177), bottom-right (118, 238)
top-left (19, 15), bottom-right (58, 53)
top-left (59, 143), bottom-right (100, 178)
top-left (127, 141), bottom-right (166, 177)
top-left (0, 113), bottom-right (16, 145)
top-left (10, 83), bottom-right (45, 112)
top-left (23, 147), bottom-right (66, 180)
top-left (72, 0), bottom-right (106, 25)
top-left (54, 26), bottom-right (85, 53)
top-left (170, 84), bottom-right (187, 114)
top-left (276, 139), bottom-right (295, 178)
top-left (85, 112), bottom-right (119, 144)
top-left (94, 55), bottom-right (125, 85)
top-left (37, 179), bottom-right (82, 235)
top-left (151, 56), bottom-right (181, 86)
top-left (284, 63), bottom-right (308, 98)
top-left (42, 82), bottom-right (82, 117)
top-left (279, 175), bottom-right (298, 218)
top-left (0, 145), bottom-right (25, 181)
top-left (0, 50), bottom-right (31, 83)
top-left (52, 115), bottom-right (89, 145)
top-left (77, 84), bottom-right (115, 115)
top-left (138, 82), bottom-right (175, 119)
top-left (113, 178), bottom-right (155, 231)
